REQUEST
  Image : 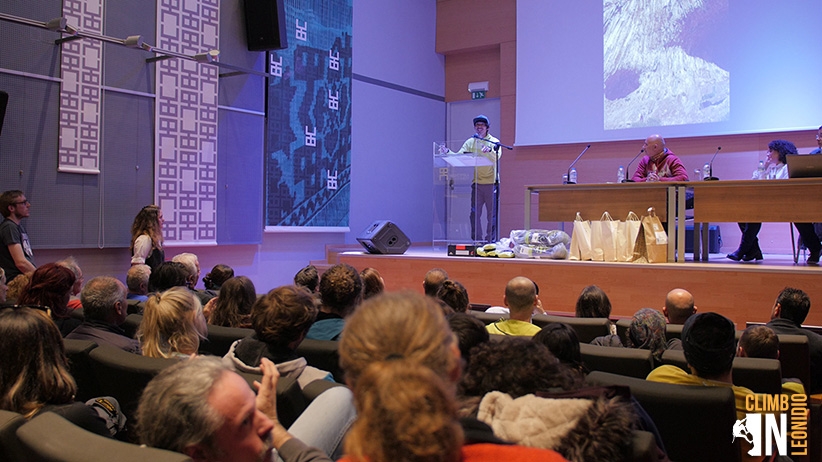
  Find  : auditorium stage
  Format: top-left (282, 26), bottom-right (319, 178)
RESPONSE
top-left (333, 246), bottom-right (822, 329)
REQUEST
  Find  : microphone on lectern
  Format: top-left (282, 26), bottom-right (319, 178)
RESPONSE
top-left (623, 149), bottom-right (644, 183)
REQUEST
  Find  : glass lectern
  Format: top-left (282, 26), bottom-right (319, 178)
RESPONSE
top-left (432, 142), bottom-right (493, 248)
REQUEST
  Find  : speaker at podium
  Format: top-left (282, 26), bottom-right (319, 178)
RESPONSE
top-left (357, 221), bottom-right (411, 255)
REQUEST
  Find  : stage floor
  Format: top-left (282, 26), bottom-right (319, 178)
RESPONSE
top-left (335, 246), bottom-right (822, 329)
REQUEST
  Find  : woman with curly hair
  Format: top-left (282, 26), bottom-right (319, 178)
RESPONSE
top-left (435, 279), bottom-right (470, 313)
top-left (458, 337), bottom-right (637, 461)
top-left (205, 276), bottom-right (256, 328)
top-left (138, 286), bottom-right (207, 359)
top-left (0, 307), bottom-right (113, 436)
top-left (225, 285), bottom-right (332, 388)
top-left (130, 205), bottom-right (165, 271)
top-left (18, 262), bottom-right (77, 336)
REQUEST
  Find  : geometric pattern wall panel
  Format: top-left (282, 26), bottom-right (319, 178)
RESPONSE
top-left (58, 0), bottom-right (103, 174)
top-left (264, 0), bottom-right (352, 229)
top-left (155, 0), bottom-right (219, 244)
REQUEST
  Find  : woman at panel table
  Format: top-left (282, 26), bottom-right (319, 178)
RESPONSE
top-left (727, 139), bottom-right (821, 264)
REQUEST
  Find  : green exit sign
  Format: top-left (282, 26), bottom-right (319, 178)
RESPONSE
top-left (471, 90), bottom-right (486, 100)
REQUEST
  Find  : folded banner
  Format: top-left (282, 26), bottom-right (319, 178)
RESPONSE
top-left (591, 211), bottom-right (619, 262)
top-left (632, 207), bottom-right (668, 263)
top-left (569, 212), bottom-right (593, 261)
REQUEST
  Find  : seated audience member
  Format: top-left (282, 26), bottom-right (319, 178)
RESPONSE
top-left (172, 252), bottom-right (214, 305)
top-left (340, 360), bottom-right (567, 462)
top-left (57, 256), bottom-right (84, 309)
top-left (0, 268), bottom-right (7, 304)
top-left (0, 307), bottom-right (120, 436)
top-left (737, 325), bottom-right (804, 395)
top-left (533, 322), bottom-right (587, 377)
top-left (422, 267), bottom-right (449, 297)
top-left (765, 287), bottom-right (822, 394)
top-left (18, 263), bottom-right (78, 337)
top-left (458, 337), bottom-right (634, 460)
top-left (137, 356), bottom-right (337, 462)
top-left (647, 312), bottom-right (753, 417)
top-left (448, 312), bottom-right (490, 367)
top-left (138, 286), bottom-right (207, 359)
top-left (627, 308), bottom-right (668, 362)
top-left (305, 263), bottom-right (362, 341)
top-left (226, 285), bottom-right (332, 388)
top-left (359, 267), bottom-right (384, 300)
top-left (202, 263), bottom-right (234, 292)
top-left (485, 277), bottom-right (540, 336)
top-left (147, 261), bottom-right (189, 293)
top-left (5, 270), bottom-right (31, 304)
top-left (592, 308), bottom-right (668, 363)
top-left (661, 288), bottom-right (696, 350)
top-left (485, 281), bottom-right (546, 315)
top-left (126, 264), bottom-right (151, 303)
top-left (66, 276), bottom-right (140, 354)
top-left (437, 279), bottom-right (470, 313)
top-left (294, 265), bottom-right (320, 294)
top-left (204, 276), bottom-right (256, 328)
top-left (575, 285), bottom-right (616, 335)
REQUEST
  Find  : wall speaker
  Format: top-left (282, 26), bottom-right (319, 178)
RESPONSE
top-left (243, 0), bottom-right (287, 51)
top-left (0, 91), bottom-right (7, 137)
top-left (357, 221), bottom-right (411, 255)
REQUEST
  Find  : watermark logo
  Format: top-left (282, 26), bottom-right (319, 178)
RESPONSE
top-left (732, 393), bottom-right (808, 457)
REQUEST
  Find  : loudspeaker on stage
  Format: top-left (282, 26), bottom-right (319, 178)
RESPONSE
top-left (357, 220), bottom-right (411, 255)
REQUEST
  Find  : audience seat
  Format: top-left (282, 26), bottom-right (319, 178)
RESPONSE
top-left (199, 324), bottom-right (253, 357)
top-left (660, 350), bottom-right (782, 395)
top-left (296, 339), bottom-right (344, 382)
top-left (121, 314), bottom-right (142, 339)
top-left (586, 371), bottom-right (740, 462)
top-left (87, 344), bottom-right (177, 426)
top-left (0, 410), bottom-right (26, 462)
top-left (15, 412), bottom-right (191, 462)
top-left (776, 334), bottom-right (811, 393)
top-left (235, 371), bottom-right (307, 429)
top-left (63, 339), bottom-right (100, 402)
top-left (579, 343), bottom-right (655, 379)
top-left (469, 310), bottom-right (506, 325)
top-left (533, 314), bottom-right (611, 343)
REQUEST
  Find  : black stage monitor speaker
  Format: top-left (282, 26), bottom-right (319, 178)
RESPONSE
top-left (0, 91), bottom-right (7, 137)
top-left (243, 0), bottom-right (287, 51)
top-left (357, 221), bottom-right (411, 255)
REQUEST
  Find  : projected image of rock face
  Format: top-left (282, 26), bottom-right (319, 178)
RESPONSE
top-left (604, 0), bottom-right (729, 130)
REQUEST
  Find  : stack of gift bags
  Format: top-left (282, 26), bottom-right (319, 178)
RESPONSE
top-left (568, 208), bottom-right (667, 263)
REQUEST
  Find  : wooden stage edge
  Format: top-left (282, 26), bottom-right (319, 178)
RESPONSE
top-left (334, 245), bottom-right (822, 330)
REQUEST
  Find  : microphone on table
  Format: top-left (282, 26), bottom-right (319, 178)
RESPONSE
top-left (622, 149), bottom-right (644, 183)
top-left (564, 144), bottom-right (591, 184)
top-left (704, 146), bottom-right (721, 181)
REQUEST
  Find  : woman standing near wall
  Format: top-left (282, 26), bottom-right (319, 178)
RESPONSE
top-left (130, 205), bottom-right (165, 271)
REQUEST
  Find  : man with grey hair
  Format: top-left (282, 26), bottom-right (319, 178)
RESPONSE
top-left (172, 252), bottom-right (214, 305)
top-left (137, 356), bottom-right (341, 462)
top-left (126, 264), bottom-right (150, 303)
top-left (485, 276), bottom-right (541, 336)
top-left (66, 276), bottom-right (140, 353)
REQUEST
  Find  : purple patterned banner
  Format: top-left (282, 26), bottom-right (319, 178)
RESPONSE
top-left (58, 0), bottom-right (103, 174)
top-left (155, 0), bottom-right (219, 244)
